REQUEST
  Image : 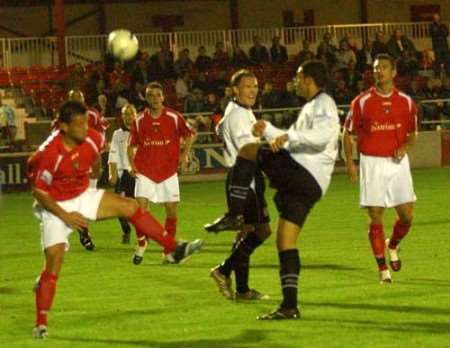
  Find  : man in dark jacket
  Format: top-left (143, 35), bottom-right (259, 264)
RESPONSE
top-left (270, 36), bottom-right (288, 64)
top-left (430, 13), bottom-right (449, 74)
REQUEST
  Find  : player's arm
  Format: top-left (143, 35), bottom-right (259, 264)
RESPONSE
top-left (127, 144), bottom-right (138, 177)
top-left (394, 101), bottom-right (419, 161)
top-left (90, 155), bottom-right (102, 179)
top-left (180, 134), bottom-right (194, 168)
top-left (342, 100), bottom-right (360, 184)
top-left (32, 187), bottom-right (88, 230)
top-left (342, 128), bottom-right (358, 184)
top-left (108, 132), bottom-right (119, 186)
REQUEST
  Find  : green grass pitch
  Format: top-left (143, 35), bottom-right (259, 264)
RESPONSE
top-left (1, 169), bottom-right (449, 348)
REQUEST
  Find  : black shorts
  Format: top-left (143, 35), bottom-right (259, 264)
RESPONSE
top-left (115, 170), bottom-right (136, 198)
top-left (257, 144), bottom-right (322, 227)
top-left (226, 167), bottom-right (270, 226)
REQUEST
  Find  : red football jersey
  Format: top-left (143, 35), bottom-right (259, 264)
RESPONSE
top-left (129, 107), bottom-right (194, 183)
top-left (345, 87), bottom-right (417, 157)
top-left (29, 128), bottom-right (104, 201)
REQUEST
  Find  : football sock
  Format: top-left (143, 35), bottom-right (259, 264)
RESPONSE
top-left (119, 217), bottom-right (131, 235)
top-left (369, 224), bottom-right (387, 271)
top-left (219, 232), bottom-right (263, 283)
top-left (228, 157), bottom-right (257, 216)
top-left (165, 217), bottom-right (177, 238)
top-left (279, 249), bottom-right (300, 310)
top-left (389, 219), bottom-right (411, 248)
top-left (130, 208), bottom-right (176, 254)
top-left (35, 271), bottom-right (58, 326)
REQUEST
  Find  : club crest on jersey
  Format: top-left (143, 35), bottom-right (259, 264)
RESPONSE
top-left (73, 160), bottom-right (80, 170)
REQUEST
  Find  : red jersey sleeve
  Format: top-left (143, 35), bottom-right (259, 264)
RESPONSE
top-left (33, 152), bottom-right (57, 193)
top-left (345, 97), bottom-right (362, 135)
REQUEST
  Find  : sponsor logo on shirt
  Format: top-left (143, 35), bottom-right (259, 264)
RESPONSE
top-left (370, 122), bottom-right (402, 132)
top-left (143, 139), bottom-right (171, 146)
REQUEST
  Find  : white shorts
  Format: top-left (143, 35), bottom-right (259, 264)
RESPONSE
top-left (359, 153), bottom-right (416, 208)
top-left (135, 173), bottom-right (180, 203)
top-left (33, 188), bottom-right (105, 251)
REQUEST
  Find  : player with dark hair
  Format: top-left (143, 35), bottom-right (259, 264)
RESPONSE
top-left (343, 53), bottom-right (417, 283)
top-left (67, 89), bottom-right (109, 251)
top-left (206, 69), bottom-right (272, 301)
top-left (206, 60), bottom-right (340, 319)
top-left (128, 81), bottom-right (197, 264)
top-left (29, 100), bottom-right (202, 338)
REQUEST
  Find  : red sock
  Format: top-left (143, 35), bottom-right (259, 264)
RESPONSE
top-left (130, 208), bottom-right (176, 254)
top-left (389, 219), bottom-right (411, 248)
top-left (368, 224), bottom-right (387, 271)
top-left (35, 270), bottom-right (58, 326)
top-left (165, 218), bottom-right (177, 238)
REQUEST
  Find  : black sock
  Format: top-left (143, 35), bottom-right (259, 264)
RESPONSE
top-left (119, 217), bottom-right (131, 235)
top-left (228, 157), bottom-right (257, 216)
top-left (219, 232), bottom-right (263, 287)
top-left (279, 249), bottom-right (300, 310)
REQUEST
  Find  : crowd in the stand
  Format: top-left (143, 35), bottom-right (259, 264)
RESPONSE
top-left (1, 15), bottom-right (449, 148)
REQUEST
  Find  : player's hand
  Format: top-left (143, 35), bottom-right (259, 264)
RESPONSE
top-left (179, 152), bottom-right (190, 170)
top-left (252, 120), bottom-right (266, 137)
top-left (270, 134), bottom-right (289, 152)
top-left (346, 161), bottom-right (358, 184)
top-left (109, 173), bottom-right (118, 186)
top-left (129, 166), bottom-right (138, 178)
top-left (62, 211), bottom-right (88, 230)
top-left (393, 145), bottom-right (407, 162)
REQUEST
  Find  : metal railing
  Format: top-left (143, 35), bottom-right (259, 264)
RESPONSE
top-left (0, 21), bottom-right (447, 69)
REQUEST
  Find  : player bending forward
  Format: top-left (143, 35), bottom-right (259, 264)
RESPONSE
top-left (29, 101), bottom-right (202, 338)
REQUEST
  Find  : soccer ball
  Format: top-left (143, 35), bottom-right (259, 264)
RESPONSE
top-left (107, 29), bottom-right (139, 61)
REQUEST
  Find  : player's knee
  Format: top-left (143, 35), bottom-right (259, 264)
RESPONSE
top-left (399, 214), bottom-right (413, 225)
top-left (255, 224), bottom-right (272, 240)
top-left (239, 143), bottom-right (258, 160)
top-left (123, 198), bottom-right (139, 218)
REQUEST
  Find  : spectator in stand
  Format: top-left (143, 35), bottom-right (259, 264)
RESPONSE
top-left (249, 36), bottom-right (270, 65)
top-left (440, 77), bottom-right (450, 118)
top-left (132, 59), bottom-right (150, 90)
top-left (420, 78), bottom-right (441, 125)
top-left (333, 79), bottom-right (353, 105)
top-left (335, 39), bottom-right (357, 70)
top-left (386, 29), bottom-right (416, 60)
top-left (68, 63), bottom-right (86, 91)
top-left (295, 39), bottom-right (315, 65)
top-left (184, 88), bottom-right (206, 114)
top-left (174, 48), bottom-right (194, 77)
top-left (259, 81), bottom-right (280, 109)
top-left (195, 46), bottom-right (212, 72)
top-left (210, 70), bottom-right (228, 97)
top-left (212, 41), bottom-right (230, 67)
top-left (94, 94), bottom-right (114, 118)
top-left (231, 45), bottom-right (251, 68)
top-left (85, 62), bottom-right (105, 104)
top-left (372, 31), bottom-right (389, 58)
top-left (192, 71), bottom-right (209, 93)
top-left (317, 33), bottom-right (337, 59)
top-left (115, 90), bottom-right (130, 115)
top-left (220, 86), bottom-right (234, 113)
top-left (149, 42), bottom-right (175, 80)
top-left (430, 13), bottom-right (449, 75)
top-left (270, 36), bottom-right (288, 64)
top-left (343, 32), bottom-right (358, 53)
top-left (175, 71), bottom-right (192, 101)
top-left (109, 61), bottom-right (131, 94)
top-left (279, 81), bottom-right (304, 108)
top-left (204, 92), bottom-right (221, 114)
top-left (0, 94), bottom-right (16, 145)
top-left (130, 81), bottom-right (148, 112)
top-left (356, 41), bottom-right (374, 73)
top-left (343, 60), bottom-right (363, 93)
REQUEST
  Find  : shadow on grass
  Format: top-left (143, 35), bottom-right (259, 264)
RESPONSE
top-left (303, 316), bottom-right (450, 335)
top-left (53, 329), bottom-right (290, 348)
top-left (303, 301), bottom-right (450, 317)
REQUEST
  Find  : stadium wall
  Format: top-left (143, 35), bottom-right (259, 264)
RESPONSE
top-left (1, 130), bottom-right (448, 192)
top-left (0, 1), bottom-right (449, 37)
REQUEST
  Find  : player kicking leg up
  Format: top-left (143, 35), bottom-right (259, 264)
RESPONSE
top-left (30, 101), bottom-right (202, 338)
top-left (208, 61), bottom-right (340, 319)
